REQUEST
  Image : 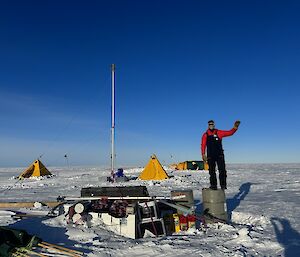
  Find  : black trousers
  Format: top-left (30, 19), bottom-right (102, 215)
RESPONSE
top-left (207, 154), bottom-right (227, 188)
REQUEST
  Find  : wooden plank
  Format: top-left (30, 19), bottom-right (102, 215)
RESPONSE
top-left (38, 243), bottom-right (80, 257)
top-left (41, 241), bottom-right (83, 255)
top-left (0, 202), bottom-right (60, 208)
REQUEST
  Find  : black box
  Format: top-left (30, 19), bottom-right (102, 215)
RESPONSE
top-left (81, 186), bottom-right (149, 197)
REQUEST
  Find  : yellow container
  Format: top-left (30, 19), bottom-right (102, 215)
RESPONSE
top-left (204, 162), bottom-right (209, 170)
top-left (173, 214), bottom-right (180, 232)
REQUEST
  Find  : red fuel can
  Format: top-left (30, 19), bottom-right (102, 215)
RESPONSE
top-left (187, 215), bottom-right (196, 229)
top-left (179, 215), bottom-right (188, 231)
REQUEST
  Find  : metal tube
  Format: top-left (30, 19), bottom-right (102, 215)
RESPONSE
top-left (64, 196), bottom-right (174, 201)
top-left (111, 64), bottom-right (116, 180)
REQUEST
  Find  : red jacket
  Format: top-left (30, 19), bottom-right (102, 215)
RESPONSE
top-left (201, 128), bottom-right (237, 155)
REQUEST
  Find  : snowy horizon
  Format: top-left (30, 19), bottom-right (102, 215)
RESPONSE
top-left (0, 163), bottom-right (299, 256)
top-left (1, 161), bottom-right (300, 170)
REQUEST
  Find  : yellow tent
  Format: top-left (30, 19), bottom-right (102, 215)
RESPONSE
top-left (17, 160), bottom-right (52, 179)
top-left (139, 154), bottom-right (169, 180)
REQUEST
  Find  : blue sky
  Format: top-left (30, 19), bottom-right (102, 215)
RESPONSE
top-left (1, 0), bottom-right (299, 167)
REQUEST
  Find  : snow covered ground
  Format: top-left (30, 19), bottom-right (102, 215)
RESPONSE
top-left (0, 163), bottom-right (299, 256)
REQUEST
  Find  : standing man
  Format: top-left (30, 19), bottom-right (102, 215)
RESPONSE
top-left (201, 120), bottom-right (240, 190)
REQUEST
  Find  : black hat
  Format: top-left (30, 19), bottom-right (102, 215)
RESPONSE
top-left (208, 120), bottom-right (214, 124)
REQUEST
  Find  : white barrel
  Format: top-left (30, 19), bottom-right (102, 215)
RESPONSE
top-left (202, 188), bottom-right (227, 223)
top-left (72, 213), bottom-right (82, 223)
top-left (74, 203), bottom-right (86, 214)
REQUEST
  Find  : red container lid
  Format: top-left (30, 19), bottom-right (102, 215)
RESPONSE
top-left (187, 215), bottom-right (196, 222)
top-left (179, 215), bottom-right (188, 223)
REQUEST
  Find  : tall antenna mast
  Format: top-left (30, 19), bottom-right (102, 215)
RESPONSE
top-left (111, 64), bottom-right (116, 180)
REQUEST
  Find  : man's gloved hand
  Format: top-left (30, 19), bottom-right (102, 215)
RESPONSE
top-left (234, 120), bottom-right (241, 129)
top-left (202, 154), bottom-right (207, 162)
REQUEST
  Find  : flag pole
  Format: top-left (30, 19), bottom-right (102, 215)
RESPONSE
top-left (111, 64), bottom-right (116, 181)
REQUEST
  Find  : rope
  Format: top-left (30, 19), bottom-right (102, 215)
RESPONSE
top-left (38, 115), bottom-right (77, 161)
top-left (0, 178), bottom-right (24, 195)
top-left (1, 75), bottom-right (112, 195)
top-left (35, 74), bottom-right (112, 167)
top-left (48, 130), bottom-right (106, 168)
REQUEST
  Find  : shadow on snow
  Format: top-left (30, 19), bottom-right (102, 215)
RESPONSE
top-left (8, 217), bottom-right (92, 254)
top-left (226, 182), bottom-right (252, 220)
top-left (271, 217), bottom-right (300, 257)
